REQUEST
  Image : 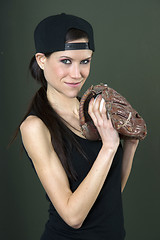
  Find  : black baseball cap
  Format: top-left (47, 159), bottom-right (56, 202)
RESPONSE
top-left (34, 13), bottom-right (95, 53)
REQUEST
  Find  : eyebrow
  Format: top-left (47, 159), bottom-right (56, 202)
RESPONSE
top-left (59, 56), bottom-right (92, 60)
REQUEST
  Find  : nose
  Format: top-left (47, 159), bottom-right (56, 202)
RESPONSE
top-left (70, 63), bottom-right (82, 79)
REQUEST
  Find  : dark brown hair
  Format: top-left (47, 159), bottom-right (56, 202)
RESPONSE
top-left (12, 29), bottom-right (89, 180)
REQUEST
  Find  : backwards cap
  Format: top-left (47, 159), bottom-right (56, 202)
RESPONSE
top-left (34, 13), bottom-right (95, 53)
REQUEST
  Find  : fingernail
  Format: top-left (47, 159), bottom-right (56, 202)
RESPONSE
top-left (100, 98), bottom-right (105, 112)
top-left (94, 94), bottom-right (101, 103)
top-left (107, 111), bottom-right (110, 119)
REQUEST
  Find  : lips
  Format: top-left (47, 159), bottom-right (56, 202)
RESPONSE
top-left (65, 82), bottom-right (82, 87)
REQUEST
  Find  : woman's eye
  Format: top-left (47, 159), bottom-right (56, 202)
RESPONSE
top-left (81, 59), bottom-right (90, 64)
top-left (61, 59), bottom-right (71, 64)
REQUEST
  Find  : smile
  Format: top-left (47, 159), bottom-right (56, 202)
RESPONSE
top-left (64, 82), bottom-right (82, 87)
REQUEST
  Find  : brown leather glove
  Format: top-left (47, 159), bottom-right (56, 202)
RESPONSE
top-left (79, 83), bottom-right (147, 141)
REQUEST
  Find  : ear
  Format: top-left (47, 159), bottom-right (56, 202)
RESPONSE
top-left (35, 53), bottom-right (46, 70)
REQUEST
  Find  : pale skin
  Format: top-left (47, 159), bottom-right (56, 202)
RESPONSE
top-left (20, 38), bottom-right (139, 229)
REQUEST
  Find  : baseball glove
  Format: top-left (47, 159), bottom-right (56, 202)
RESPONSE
top-left (79, 83), bottom-right (147, 140)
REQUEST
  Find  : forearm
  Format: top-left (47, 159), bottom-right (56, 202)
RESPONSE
top-left (65, 146), bottom-right (117, 228)
top-left (64, 95), bottom-right (120, 228)
top-left (121, 139), bottom-right (139, 192)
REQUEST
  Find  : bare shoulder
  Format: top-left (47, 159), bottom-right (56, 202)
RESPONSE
top-left (20, 115), bottom-right (51, 141)
top-left (20, 115), bottom-right (52, 160)
top-left (20, 115), bottom-right (47, 134)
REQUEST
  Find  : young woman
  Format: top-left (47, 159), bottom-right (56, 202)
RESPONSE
top-left (19, 13), bottom-right (139, 240)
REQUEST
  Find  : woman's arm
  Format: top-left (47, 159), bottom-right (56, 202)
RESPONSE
top-left (20, 96), bottom-right (119, 229)
top-left (121, 138), bottom-right (139, 192)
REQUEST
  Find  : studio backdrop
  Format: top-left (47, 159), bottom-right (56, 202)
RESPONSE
top-left (1, 0), bottom-right (160, 239)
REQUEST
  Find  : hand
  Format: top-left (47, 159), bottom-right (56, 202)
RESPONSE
top-left (88, 95), bottom-right (120, 150)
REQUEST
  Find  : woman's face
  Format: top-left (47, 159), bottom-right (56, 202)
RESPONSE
top-left (36, 39), bottom-right (93, 98)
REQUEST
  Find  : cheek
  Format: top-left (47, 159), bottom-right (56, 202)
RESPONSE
top-left (44, 64), bottom-right (67, 80)
top-left (52, 65), bottom-right (65, 78)
top-left (83, 65), bottom-right (91, 78)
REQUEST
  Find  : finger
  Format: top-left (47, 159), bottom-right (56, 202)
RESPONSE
top-left (88, 97), bottom-right (96, 111)
top-left (88, 98), bottom-right (98, 125)
top-left (93, 95), bottom-right (102, 116)
top-left (93, 94), bottom-right (102, 109)
top-left (99, 98), bottom-right (105, 113)
top-left (88, 97), bottom-right (94, 115)
top-left (100, 102), bottom-right (115, 131)
top-left (93, 95), bottom-right (107, 127)
top-left (100, 100), bottom-right (111, 123)
top-left (100, 99), bottom-right (109, 120)
top-left (107, 111), bottom-right (110, 120)
top-left (93, 95), bottom-right (105, 116)
top-left (89, 95), bottom-right (103, 126)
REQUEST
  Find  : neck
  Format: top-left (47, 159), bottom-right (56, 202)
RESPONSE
top-left (47, 87), bottom-right (80, 117)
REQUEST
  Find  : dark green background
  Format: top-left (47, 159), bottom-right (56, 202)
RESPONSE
top-left (1, 0), bottom-right (160, 239)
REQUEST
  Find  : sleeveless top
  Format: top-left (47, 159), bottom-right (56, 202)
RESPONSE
top-left (25, 114), bottom-right (126, 240)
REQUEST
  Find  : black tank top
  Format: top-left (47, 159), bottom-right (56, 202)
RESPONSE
top-left (25, 114), bottom-right (126, 240)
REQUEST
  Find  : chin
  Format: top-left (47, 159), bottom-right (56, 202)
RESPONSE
top-left (68, 93), bottom-right (79, 98)
top-left (66, 87), bottom-right (82, 97)
top-left (66, 90), bottom-right (80, 99)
